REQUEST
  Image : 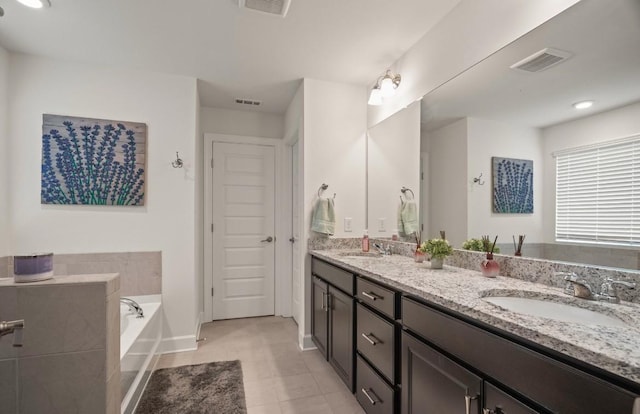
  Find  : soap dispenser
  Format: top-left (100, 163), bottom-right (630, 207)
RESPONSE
top-left (362, 230), bottom-right (369, 252)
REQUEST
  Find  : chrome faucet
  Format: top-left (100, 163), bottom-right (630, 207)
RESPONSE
top-left (0, 319), bottom-right (24, 347)
top-left (120, 298), bottom-right (144, 318)
top-left (562, 274), bottom-right (636, 303)
top-left (598, 278), bottom-right (636, 304)
top-left (563, 273), bottom-right (596, 299)
top-left (373, 243), bottom-right (392, 255)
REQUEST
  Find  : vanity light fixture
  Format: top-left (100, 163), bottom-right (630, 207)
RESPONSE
top-left (573, 100), bottom-right (594, 110)
top-left (367, 69), bottom-right (401, 105)
top-left (16, 0), bottom-right (50, 8)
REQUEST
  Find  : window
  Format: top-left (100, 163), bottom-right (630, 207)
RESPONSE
top-left (555, 135), bottom-right (640, 246)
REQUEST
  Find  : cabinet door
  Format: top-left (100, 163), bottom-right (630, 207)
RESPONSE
top-left (402, 331), bottom-right (482, 414)
top-left (329, 285), bottom-right (354, 391)
top-left (484, 382), bottom-right (539, 414)
top-left (311, 276), bottom-right (328, 357)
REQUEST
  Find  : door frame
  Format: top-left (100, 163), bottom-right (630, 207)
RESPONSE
top-left (204, 133), bottom-right (291, 321)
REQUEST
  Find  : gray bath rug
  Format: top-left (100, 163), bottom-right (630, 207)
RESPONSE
top-left (135, 360), bottom-right (246, 414)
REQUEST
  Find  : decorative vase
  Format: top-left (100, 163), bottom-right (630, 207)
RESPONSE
top-left (430, 257), bottom-right (443, 269)
top-left (414, 251), bottom-right (426, 263)
top-left (481, 253), bottom-right (500, 277)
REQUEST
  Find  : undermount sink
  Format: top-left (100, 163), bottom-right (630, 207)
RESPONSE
top-left (483, 296), bottom-right (628, 328)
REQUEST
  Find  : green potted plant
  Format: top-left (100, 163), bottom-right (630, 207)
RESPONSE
top-left (462, 238), bottom-right (500, 253)
top-left (419, 238), bottom-right (453, 269)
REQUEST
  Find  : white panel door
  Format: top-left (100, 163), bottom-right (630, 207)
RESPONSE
top-left (212, 142), bottom-right (275, 320)
top-left (291, 139), bottom-right (302, 324)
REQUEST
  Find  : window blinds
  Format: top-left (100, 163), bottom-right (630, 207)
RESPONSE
top-left (555, 135), bottom-right (640, 246)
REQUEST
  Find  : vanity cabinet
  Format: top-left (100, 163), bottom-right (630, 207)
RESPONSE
top-left (356, 276), bottom-right (401, 414)
top-left (311, 258), bottom-right (355, 391)
top-left (401, 331), bottom-right (482, 414)
top-left (402, 296), bottom-right (639, 414)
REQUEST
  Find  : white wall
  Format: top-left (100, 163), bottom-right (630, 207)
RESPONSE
top-left (0, 46), bottom-right (9, 256)
top-left (542, 101), bottom-right (640, 242)
top-left (367, 0), bottom-right (580, 127)
top-left (200, 106), bottom-right (284, 139)
top-left (195, 90), bottom-right (204, 328)
top-left (426, 118), bottom-right (468, 246)
top-left (466, 117), bottom-right (543, 246)
top-left (8, 54), bottom-right (199, 351)
top-left (367, 102), bottom-right (421, 238)
top-left (302, 78), bottom-right (367, 339)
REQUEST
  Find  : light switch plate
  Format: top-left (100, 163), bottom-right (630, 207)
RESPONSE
top-left (378, 218), bottom-right (386, 232)
top-left (344, 217), bottom-right (352, 232)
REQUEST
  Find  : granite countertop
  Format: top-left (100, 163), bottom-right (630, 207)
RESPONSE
top-left (310, 249), bottom-right (640, 385)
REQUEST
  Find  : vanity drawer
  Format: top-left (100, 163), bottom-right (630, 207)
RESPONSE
top-left (357, 277), bottom-right (397, 319)
top-left (312, 258), bottom-right (354, 295)
top-left (356, 354), bottom-right (395, 414)
top-left (402, 297), bottom-right (639, 414)
top-left (357, 303), bottom-right (395, 382)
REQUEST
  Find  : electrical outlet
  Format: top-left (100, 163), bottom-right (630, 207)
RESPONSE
top-left (378, 218), bottom-right (386, 232)
top-left (344, 217), bottom-right (352, 232)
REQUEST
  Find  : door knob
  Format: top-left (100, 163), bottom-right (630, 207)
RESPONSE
top-left (261, 236), bottom-right (274, 243)
top-left (289, 237), bottom-right (296, 243)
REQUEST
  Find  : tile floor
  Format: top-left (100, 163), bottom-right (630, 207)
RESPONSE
top-left (155, 316), bottom-right (365, 414)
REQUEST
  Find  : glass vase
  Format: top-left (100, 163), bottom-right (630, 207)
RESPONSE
top-left (481, 253), bottom-right (500, 277)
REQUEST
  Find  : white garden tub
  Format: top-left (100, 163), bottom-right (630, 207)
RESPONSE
top-left (119, 295), bottom-right (162, 414)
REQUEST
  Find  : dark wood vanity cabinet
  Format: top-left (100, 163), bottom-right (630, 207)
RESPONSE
top-left (402, 296), bottom-right (639, 414)
top-left (311, 258), bottom-right (355, 391)
top-left (356, 276), bottom-right (400, 414)
top-left (402, 330), bottom-right (482, 414)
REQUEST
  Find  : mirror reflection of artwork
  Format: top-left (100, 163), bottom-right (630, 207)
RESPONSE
top-left (492, 157), bottom-right (533, 214)
top-left (41, 114), bottom-right (147, 206)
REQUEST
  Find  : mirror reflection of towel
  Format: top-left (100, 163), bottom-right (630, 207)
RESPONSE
top-left (398, 200), bottom-right (418, 236)
top-left (311, 198), bottom-right (335, 235)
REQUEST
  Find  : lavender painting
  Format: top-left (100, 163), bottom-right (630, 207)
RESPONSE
top-left (492, 157), bottom-right (533, 214)
top-left (41, 114), bottom-right (146, 206)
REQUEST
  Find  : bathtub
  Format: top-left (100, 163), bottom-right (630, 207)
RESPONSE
top-left (120, 295), bottom-right (162, 414)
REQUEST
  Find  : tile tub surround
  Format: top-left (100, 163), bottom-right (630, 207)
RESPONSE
top-left (0, 273), bottom-right (120, 414)
top-left (4, 251), bottom-right (161, 296)
top-left (0, 256), bottom-right (7, 278)
top-left (310, 250), bottom-right (640, 386)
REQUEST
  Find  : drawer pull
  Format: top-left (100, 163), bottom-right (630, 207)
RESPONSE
top-left (361, 291), bottom-right (381, 301)
top-left (465, 394), bottom-right (478, 414)
top-left (361, 332), bottom-right (379, 346)
top-left (361, 387), bottom-right (380, 405)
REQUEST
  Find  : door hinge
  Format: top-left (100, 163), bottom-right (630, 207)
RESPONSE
top-left (211, 159), bottom-right (214, 168)
top-left (211, 287), bottom-right (214, 296)
top-left (211, 223), bottom-right (214, 233)
top-left (421, 172), bottom-right (424, 180)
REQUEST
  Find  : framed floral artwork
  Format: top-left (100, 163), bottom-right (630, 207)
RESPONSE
top-left (492, 157), bottom-right (533, 214)
top-left (41, 114), bottom-right (146, 206)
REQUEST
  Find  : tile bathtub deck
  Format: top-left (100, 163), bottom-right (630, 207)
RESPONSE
top-left (155, 316), bottom-right (365, 414)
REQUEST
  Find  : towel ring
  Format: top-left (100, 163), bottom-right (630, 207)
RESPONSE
top-left (318, 183), bottom-right (336, 199)
top-left (401, 187), bottom-right (415, 200)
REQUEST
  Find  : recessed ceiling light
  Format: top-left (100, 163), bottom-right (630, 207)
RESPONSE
top-left (16, 0), bottom-right (50, 9)
top-left (573, 100), bottom-right (594, 110)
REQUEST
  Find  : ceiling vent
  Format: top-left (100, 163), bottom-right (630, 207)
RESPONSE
top-left (238, 0), bottom-right (291, 17)
top-left (235, 98), bottom-right (262, 106)
top-left (510, 48), bottom-right (572, 73)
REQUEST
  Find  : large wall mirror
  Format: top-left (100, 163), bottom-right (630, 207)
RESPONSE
top-left (367, 0), bottom-right (640, 271)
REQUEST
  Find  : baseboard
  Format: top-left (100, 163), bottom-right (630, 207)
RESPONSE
top-left (195, 311), bottom-right (204, 341)
top-left (158, 334), bottom-right (197, 354)
top-left (299, 333), bottom-right (317, 351)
